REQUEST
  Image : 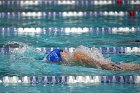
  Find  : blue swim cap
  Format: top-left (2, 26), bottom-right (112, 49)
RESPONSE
top-left (46, 49), bottom-right (62, 62)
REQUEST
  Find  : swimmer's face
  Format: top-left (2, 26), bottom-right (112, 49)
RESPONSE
top-left (60, 50), bottom-right (69, 58)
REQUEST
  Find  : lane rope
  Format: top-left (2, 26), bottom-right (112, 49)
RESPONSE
top-left (0, 47), bottom-right (140, 54)
top-left (0, 0), bottom-right (140, 5)
top-left (0, 75), bottom-right (138, 84)
top-left (0, 11), bottom-right (139, 17)
top-left (0, 27), bottom-right (139, 35)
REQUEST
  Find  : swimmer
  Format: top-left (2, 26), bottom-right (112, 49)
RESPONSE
top-left (43, 45), bottom-right (140, 72)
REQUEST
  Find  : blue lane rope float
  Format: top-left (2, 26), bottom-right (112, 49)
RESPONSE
top-left (0, 0), bottom-right (140, 5)
top-left (0, 27), bottom-right (139, 35)
top-left (0, 47), bottom-right (140, 54)
top-left (1, 75), bottom-right (140, 84)
top-left (0, 11), bottom-right (140, 18)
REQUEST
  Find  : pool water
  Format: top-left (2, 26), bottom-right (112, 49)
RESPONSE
top-left (0, 0), bottom-right (140, 92)
top-left (0, 32), bottom-right (140, 76)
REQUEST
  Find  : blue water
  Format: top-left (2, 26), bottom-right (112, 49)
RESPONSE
top-left (0, 30), bottom-right (139, 76)
top-left (0, 16), bottom-right (140, 27)
top-left (0, 31), bottom-right (140, 47)
top-left (0, 1), bottom-right (140, 93)
top-left (0, 32), bottom-right (139, 77)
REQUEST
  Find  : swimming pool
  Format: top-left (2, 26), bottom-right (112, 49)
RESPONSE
top-left (0, 0), bottom-right (140, 92)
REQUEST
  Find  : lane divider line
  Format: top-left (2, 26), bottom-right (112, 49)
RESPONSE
top-left (0, 47), bottom-right (140, 54)
top-left (0, 0), bottom-right (140, 5)
top-left (0, 27), bottom-right (139, 34)
top-left (1, 76), bottom-right (139, 84)
top-left (0, 11), bottom-right (139, 17)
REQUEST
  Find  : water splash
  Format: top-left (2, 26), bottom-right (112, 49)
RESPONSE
top-left (8, 41), bottom-right (44, 62)
top-left (74, 45), bottom-right (112, 64)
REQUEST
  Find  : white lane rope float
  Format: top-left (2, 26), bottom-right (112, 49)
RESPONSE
top-left (0, 75), bottom-right (139, 84)
top-left (0, 27), bottom-right (139, 35)
top-left (0, 11), bottom-right (139, 18)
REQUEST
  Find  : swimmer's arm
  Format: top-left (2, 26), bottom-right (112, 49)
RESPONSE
top-left (100, 62), bottom-right (140, 72)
